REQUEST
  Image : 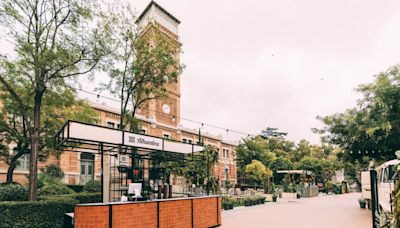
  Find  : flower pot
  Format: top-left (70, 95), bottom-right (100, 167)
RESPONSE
top-left (223, 204), bottom-right (230, 210)
top-left (359, 202), bottom-right (366, 209)
top-left (272, 196), bottom-right (277, 202)
top-left (229, 204), bottom-right (234, 210)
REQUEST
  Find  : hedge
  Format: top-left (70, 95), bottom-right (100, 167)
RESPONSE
top-left (0, 193), bottom-right (102, 228)
top-left (0, 198), bottom-right (76, 228)
top-left (82, 180), bottom-right (102, 193)
top-left (0, 184), bottom-right (28, 201)
top-left (40, 192), bottom-right (102, 204)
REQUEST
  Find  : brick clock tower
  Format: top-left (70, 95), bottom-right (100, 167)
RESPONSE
top-left (136, 1), bottom-right (182, 128)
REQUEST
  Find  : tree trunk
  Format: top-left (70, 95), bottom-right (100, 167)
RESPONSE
top-left (6, 151), bottom-right (25, 184)
top-left (28, 91), bottom-right (43, 201)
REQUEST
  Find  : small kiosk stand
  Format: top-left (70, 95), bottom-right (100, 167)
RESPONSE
top-left (56, 120), bottom-right (221, 227)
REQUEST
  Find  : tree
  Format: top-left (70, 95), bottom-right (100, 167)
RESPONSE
top-left (0, 0), bottom-right (110, 200)
top-left (296, 156), bottom-right (338, 183)
top-left (236, 136), bottom-right (276, 176)
top-left (260, 127), bottom-right (288, 139)
top-left (315, 65), bottom-right (400, 163)
top-left (245, 160), bottom-right (268, 188)
top-left (101, 3), bottom-right (183, 131)
top-left (0, 85), bottom-right (98, 184)
top-left (182, 145), bottom-right (219, 194)
top-left (270, 157), bottom-right (294, 175)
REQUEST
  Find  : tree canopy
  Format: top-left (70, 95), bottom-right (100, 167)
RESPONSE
top-left (0, 0), bottom-right (111, 200)
top-left (315, 65), bottom-right (400, 162)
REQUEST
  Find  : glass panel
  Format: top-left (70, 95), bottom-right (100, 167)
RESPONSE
top-left (389, 165), bottom-right (395, 181)
top-left (81, 164), bottom-right (85, 175)
top-left (88, 164), bottom-right (93, 175)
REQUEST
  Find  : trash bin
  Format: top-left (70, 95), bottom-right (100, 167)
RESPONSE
top-left (64, 213), bottom-right (74, 228)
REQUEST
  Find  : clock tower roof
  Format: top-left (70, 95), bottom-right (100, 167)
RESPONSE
top-left (136, 1), bottom-right (180, 36)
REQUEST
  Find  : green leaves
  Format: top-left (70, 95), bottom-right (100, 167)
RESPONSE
top-left (316, 65), bottom-right (400, 162)
top-left (245, 160), bottom-right (271, 181)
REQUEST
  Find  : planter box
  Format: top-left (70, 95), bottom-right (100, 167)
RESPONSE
top-left (264, 194), bottom-right (273, 202)
top-left (281, 192), bottom-right (297, 200)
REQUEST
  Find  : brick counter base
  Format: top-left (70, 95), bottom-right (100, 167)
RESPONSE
top-left (74, 196), bottom-right (221, 228)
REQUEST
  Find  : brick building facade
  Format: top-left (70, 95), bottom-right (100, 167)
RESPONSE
top-left (0, 1), bottom-right (237, 189)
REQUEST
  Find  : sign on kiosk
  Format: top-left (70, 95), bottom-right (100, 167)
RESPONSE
top-left (124, 133), bottom-right (163, 150)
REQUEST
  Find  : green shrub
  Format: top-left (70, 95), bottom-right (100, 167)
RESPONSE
top-left (38, 183), bottom-right (75, 196)
top-left (42, 165), bottom-right (64, 179)
top-left (40, 192), bottom-right (102, 204)
top-left (38, 173), bottom-right (61, 188)
top-left (0, 198), bottom-right (76, 228)
top-left (67, 185), bottom-right (84, 193)
top-left (83, 180), bottom-right (101, 193)
top-left (74, 192), bottom-right (102, 203)
top-left (0, 184), bottom-right (28, 201)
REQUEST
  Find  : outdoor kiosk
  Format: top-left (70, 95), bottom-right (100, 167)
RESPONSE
top-left (55, 120), bottom-right (221, 227)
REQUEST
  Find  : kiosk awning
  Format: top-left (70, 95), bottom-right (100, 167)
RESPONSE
top-left (55, 120), bottom-right (204, 154)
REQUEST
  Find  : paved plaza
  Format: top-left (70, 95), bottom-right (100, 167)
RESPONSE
top-left (222, 193), bottom-right (371, 228)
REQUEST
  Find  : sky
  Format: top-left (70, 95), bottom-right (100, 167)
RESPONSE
top-left (115, 0), bottom-right (400, 144)
top-left (3, 0), bottom-right (400, 144)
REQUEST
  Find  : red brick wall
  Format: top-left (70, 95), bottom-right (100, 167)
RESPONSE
top-left (74, 205), bottom-right (109, 228)
top-left (159, 200), bottom-right (191, 228)
top-left (112, 202), bottom-right (157, 228)
top-left (74, 197), bottom-right (221, 228)
top-left (193, 197), bottom-right (220, 228)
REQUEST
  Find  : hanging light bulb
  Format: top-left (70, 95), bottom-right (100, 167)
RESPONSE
top-left (172, 116), bottom-right (176, 122)
top-left (358, 151), bottom-right (361, 154)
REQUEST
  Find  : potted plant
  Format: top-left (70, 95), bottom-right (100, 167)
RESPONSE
top-left (296, 192), bottom-right (301, 199)
top-left (228, 198), bottom-right (234, 209)
top-left (244, 198), bottom-right (251, 207)
top-left (358, 197), bottom-right (366, 209)
top-left (229, 200), bottom-right (234, 209)
top-left (260, 196), bottom-right (266, 204)
top-left (272, 193), bottom-right (278, 202)
top-left (222, 201), bottom-right (230, 210)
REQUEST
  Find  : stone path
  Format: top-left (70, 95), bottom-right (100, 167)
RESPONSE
top-left (222, 193), bottom-right (371, 228)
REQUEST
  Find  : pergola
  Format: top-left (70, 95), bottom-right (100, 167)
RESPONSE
top-left (54, 120), bottom-right (205, 202)
top-left (277, 170), bottom-right (314, 185)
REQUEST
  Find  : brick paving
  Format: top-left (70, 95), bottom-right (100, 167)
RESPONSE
top-left (222, 193), bottom-right (371, 228)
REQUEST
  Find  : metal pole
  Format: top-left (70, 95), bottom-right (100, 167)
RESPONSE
top-left (370, 170), bottom-right (378, 228)
top-left (101, 143), bottom-right (104, 202)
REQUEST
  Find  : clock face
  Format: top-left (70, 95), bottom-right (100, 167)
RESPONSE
top-left (162, 104), bottom-right (171, 114)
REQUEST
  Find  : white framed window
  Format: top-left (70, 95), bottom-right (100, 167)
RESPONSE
top-left (106, 122), bottom-right (115, 128)
top-left (182, 138), bottom-right (193, 144)
top-left (163, 132), bottom-right (171, 139)
top-left (13, 148), bottom-right (29, 171)
top-left (222, 148), bottom-right (230, 158)
top-left (140, 127), bottom-right (148, 135)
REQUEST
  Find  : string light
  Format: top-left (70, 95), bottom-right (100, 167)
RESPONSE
top-left (76, 87), bottom-right (253, 137)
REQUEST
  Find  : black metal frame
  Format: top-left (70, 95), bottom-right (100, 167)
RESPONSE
top-left (54, 120), bottom-right (206, 201)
